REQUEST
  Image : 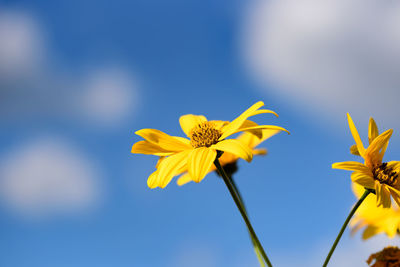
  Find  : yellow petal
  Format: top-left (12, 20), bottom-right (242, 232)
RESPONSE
top-left (381, 184), bottom-right (392, 208)
top-left (236, 129), bottom-right (281, 155)
top-left (173, 136), bottom-right (191, 145)
top-left (235, 129), bottom-right (280, 152)
top-left (187, 148), bottom-right (217, 183)
top-left (368, 117), bottom-right (379, 144)
top-left (155, 156), bottom-right (164, 168)
top-left (332, 161), bottom-right (370, 172)
top-left (218, 152), bottom-right (238, 165)
top-left (253, 148), bottom-right (267, 155)
top-left (237, 120), bottom-right (263, 139)
top-left (385, 220), bottom-right (398, 238)
top-left (347, 113), bottom-right (366, 157)
top-left (231, 125), bottom-right (289, 137)
top-left (157, 150), bottom-right (191, 188)
top-left (179, 114), bottom-right (207, 137)
top-left (212, 139), bottom-right (253, 162)
top-left (259, 129), bottom-right (282, 142)
top-left (362, 226), bottom-right (380, 240)
top-left (388, 187), bottom-right (400, 208)
top-left (220, 101), bottom-right (264, 140)
top-left (177, 163), bottom-right (218, 186)
top-left (131, 140), bottom-right (174, 156)
top-left (375, 181), bottom-right (382, 206)
top-left (209, 120), bottom-right (229, 130)
top-left (350, 144), bottom-right (361, 156)
top-left (236, 131), bottom-right (260, 149)
top-left (387, 161), bottom-right (400, 172)
top-left (177, 173), bottom-right (192, 186)
top-left (380, 140), bottom-right (390, 160)
top-left (365, 129), bottom-right (393, 164)
top-left (250, 109), bottom-right (278, 117)
top-left (135, 129), bottom-right (191, 151)
top-left (147, 171), bottom-right (158, 189)
top-left (351, 172), bottom-right (375, 189)
top-left (375, 181), bottom-right (391, 208)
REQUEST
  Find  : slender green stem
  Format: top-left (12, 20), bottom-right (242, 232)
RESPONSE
top-left (229, 176), bottom-right (245, 209)
top-left (228, 175), bottom-right (266, 267)
top-left (322, 189), bottom-right (371, 267)
top-left (214, 158), bottom-right (273, 267)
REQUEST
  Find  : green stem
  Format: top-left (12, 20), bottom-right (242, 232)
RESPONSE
top-left (322, 189), bottom-right (371, 267)
top-left (214, 158), bottom-right (273, 267)
top-left (229, 176), bottom-right (245, 210)
top-left (228, 174), bottom-right (266, 267)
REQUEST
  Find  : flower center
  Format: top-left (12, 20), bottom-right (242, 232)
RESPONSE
top-left (373, 162), bottom-right (398, 186)
top-left (189, 122), bottom-right (222, 148)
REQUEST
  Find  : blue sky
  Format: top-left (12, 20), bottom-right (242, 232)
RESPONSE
top-left (0, 0), bottom-right (399, 266)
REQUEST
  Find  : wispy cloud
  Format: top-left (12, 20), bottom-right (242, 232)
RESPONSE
top-left (242, 0), bottom-right (400, 127)
top-left (0, 9), bottom-right (45, 81)
top-left (168, 241), bottom-right (220, 267)
top-left (0, 8), bottom-right (139, 129)
top-left (0, 137), bottom-right (103, 218)
top-left (77, 67), bottom-right (139, 127)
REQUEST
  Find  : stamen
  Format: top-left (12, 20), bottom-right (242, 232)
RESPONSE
top-left (189, 122), bottom-right (222, 148)
top-left (373, 162), bottom-right (398, 186)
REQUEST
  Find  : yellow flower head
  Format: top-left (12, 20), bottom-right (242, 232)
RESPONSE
top-left (333, 114), bottom-right (400, 208)
top-left (351, 184), bottom-right (400, 240)
top-left (131, 101), bottom-right (288, 189)
top-left (176, 129), bottom-right (282, 186)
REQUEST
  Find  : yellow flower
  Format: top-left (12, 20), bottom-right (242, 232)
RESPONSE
top-left (332, 114), bottom-right (400, 208)
top-left (131, 101), bottom-right (288, 189)
top-left (351, 183), bottom-right (400, 239)
top-left (176, 128), bottom-right (282, 186)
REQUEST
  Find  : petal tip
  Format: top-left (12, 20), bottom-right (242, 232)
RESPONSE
top-left (147, 181), bottom-right (158, 189)
top-left (256, 100), bottom-right (265, 106)
top-left (331, 162), bottom-right (341, 169)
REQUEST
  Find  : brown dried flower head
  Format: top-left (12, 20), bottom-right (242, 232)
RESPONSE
top-left (367, 246), bottom-right (400, 267)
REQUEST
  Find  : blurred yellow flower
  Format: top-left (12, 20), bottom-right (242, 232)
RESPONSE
top-left (131, 101), bottom-right (288, 189)
top-left (176, 128), bottom-right (282, 186)
top-left (351, 183), bottom-right (400, 239)
top-left (332, 114), bottom-right (400, 208)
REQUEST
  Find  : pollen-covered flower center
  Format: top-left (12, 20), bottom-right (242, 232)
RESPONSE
top-left (373, 162), bottom-right (399, 186)
top-left (189, 122), bottom-right (222, 148)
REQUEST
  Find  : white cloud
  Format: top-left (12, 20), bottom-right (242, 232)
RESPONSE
top-left (77, 67), bottom-right (138, 127)
top-left (242, 0), bottom-right (400, 127)
top-left (0, 137), bottom-right (102, 218)
top-left (0, 9), bottom-right (138, 128)
top-left (169, 241), bottom-right (219, 267)
top-left (0, 10), bottom-right (45, 81)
